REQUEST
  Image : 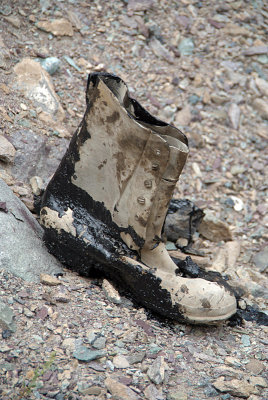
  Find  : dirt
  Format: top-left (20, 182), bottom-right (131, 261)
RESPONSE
top-left (0, 1), bottom-right (267, 399)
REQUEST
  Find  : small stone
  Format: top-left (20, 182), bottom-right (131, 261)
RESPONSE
top-left (230, 165), bottom-right (245, 175)
top-left (0, 136), bottom-right (16, 163)
top-left (147, 356), bottom-right (166, 385)
top-left (127, 351), bottom-right (146, 365)
top-left (178, 38), bottom-right (195, 56)
top-left (13, 58), bottom-right (65, 122)
top-left (105, 377), bottom-right (139, 400)
top-left (62, 338), bottom-right (76, 351)
top-left (113, 355), bottom-right (130, 369)
top-left (4, 16), bottom-right (21, 28)
top-left (102, 279), bottom-right (121, 304)
top-left (252, 247), bottom-right (268, 272)
top-left (241, 334), bottom-right (251, 347)
top-left (199, 212), bottom-right (233, 242)
top-left (40, 273), bottom-right (61, 286)
top-left (0, 301), bottom-right (16, 332)
top-left (38, 57), bottom-right (61, 75)
top-left (73, 345), bottom-right (105, 362)
top-left (228, 103), bottom-right (240, 130)
top-left (255, 77), bottom-right (268, 97)
top-left (30, 176), bottom-right (43, 196)
top-left (249, 376), bottom-right (268, 388)
top-left (175, 105), bottom-right (192, 126)
top-left (144, 384), bottom-right (164, 400)
top-left (246, 359), bottom-right (265, 375)
top-left (87, 331), bottom-right (106, 350)
top-left (244, 45), bottom-right (268, 56)
top-left (253, 98), bottom-right (268, 119)
top-left (213, 377), bottom-right (257, 398)
top-left (150, 38), bottom-right (175, 64)
top-left (229, 196), bottom-right (244, 211)
top-left (36, 18), bottom-right (73, 36)
top-left (225, 241), bottom-right (241, 269)
top-left (167, 390), bottom-right (188, 400)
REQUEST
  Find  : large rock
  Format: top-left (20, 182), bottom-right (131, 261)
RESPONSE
top-left (0, 179), bottom-right (62, 282)
top-left (199, 212), bottom-right (233, 242)
top-left (8, 129), bottom-right (68, 184)
top-left (13, 58), bottom-right (65, 122)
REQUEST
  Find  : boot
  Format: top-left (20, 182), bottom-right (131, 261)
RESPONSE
top-left (40, 72), bottom-right (237, 324)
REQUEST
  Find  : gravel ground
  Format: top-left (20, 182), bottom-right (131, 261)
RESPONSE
top-left (0, 1), bottom-right (267, 399)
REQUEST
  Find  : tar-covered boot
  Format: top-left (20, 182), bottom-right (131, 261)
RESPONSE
top-left (40, 72), bottom-right (237, 324)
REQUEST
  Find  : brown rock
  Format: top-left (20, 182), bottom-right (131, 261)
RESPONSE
top-left (4, 16), bottom-right (21, 28)
top-left (253, 98), bottom-right (268, 119)
top-left (102, 279), bottom-right (121, 304)
top-left (40, 273), bottom-right (61, 286)
top-left (175, 105), bottom-right (192, 126)
top-left (255, 77), bottom-right (268, 97)
top-left (0, 136), bottom-right (16, 163)
top-left (14, 58), bottom-right (65, 122)
top-left (246, 359), bottom-right (265, 375)
top-left (36, 18), bottom-right (73, 36)
top-left (213, 377), bottom-right (257, 398)
top-left (199, 212), bottom-right (233, 242)
top-left (113, 355), bottom-right (130, 369)
top-left (225, 241), bottom-right (240, 269)
top-left (223, 23), bottom-right (251, 37)
top-left (105, 377), bottom-right (139, 400)
top-left (150, 38), bottom-right (175, 64)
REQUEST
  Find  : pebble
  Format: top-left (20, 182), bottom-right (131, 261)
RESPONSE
top-left (144, 384), bottom-right (164, 400)
top-left (178, 38), bottom-right (195, 55)
top-left (0, 301), bottom-right (16, 332)
top-left (228, 103), bottom-right (240, 130)
top-left (0, 136), bottom-right (16, 163)
top-left (73, 345), bottom-right (105, 362)
top-left (40, 273), bottom-right (61, 286)
top-left (150, 38), bottom-right (175, 64)
top-left (36, 18), bottom-right (74, 37)
top-left (198, 212), bottom-right (233, 242)
top-left (127, 351), bottom-right (146, 365)
top-left (147, 356), bottom-right (166, 385)
top-left (213, 377), bottom-right (257, 398)
top-left (13, 58), bottom-right (65, 123)
top-left (252, 247), bottom-right (268, 272)
top-left (253, 98), bottom-right (268, 119)
top-left (241, 334), bottom-right (251, 347)
top-left (175, 105), bottom-right (192, 126)
top-left (113, 354), bottom-right (130, 369)
top-left (38, 57), bottom-right (61, 75)
top-left (245, 359), bottom-right (265, 375)
top-left (105, 377), bottom-right (139, 400)
top-left (102, 279), bottom-right (121, 304)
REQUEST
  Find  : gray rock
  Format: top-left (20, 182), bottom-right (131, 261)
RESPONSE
top-left (8, 129), bottom-right (68, 184)
top-left (147, 356), bottom-right (166, 385)
top-left (253, 247), bottom-right (268, 272)
top-left (0, 135), bottom-right (16, 163)
top-left (0, 178), bottom-right (62, 282)
top-left (37, 57), bottom-right (61, 75)
top-left (228, 103), bottom-right (240, 130)
top-left (73, 345), bottom-right (105, 362)
top-left (178, 38), bottom-right (195, 56)
top-left (144, 384), bottom-right (164, 400)
top-left (0, 301), bottom-right (16, 332)
top-left (127, 351), bottom-right (145, 365)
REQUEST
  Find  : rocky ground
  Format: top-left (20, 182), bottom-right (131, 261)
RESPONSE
top-left (0, 0), bottom-right (267, 399)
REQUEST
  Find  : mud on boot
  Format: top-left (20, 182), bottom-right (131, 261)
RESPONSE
top-left (40, 72), bottom-right (237, 324)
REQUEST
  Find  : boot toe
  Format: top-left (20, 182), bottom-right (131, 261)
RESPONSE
top-left (173, 278), bottom-right (237, 324)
